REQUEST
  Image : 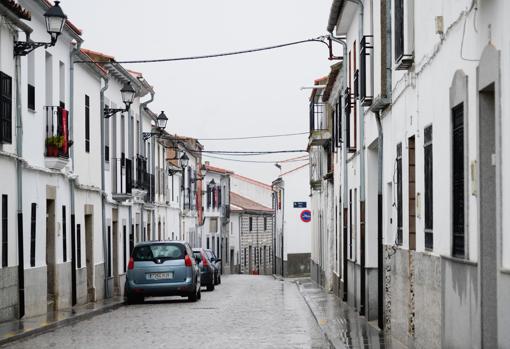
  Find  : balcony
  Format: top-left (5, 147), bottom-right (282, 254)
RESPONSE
top-left (308, 96), bottom-right (330, 147)
top-left (360, 35), bottom-right (374, 106)
top-left (44, 106), bottom-right (70, 170)
top-left (112, 158), bottom-right (133, 202)
top-left (132, 155), bottom-right (149, 201)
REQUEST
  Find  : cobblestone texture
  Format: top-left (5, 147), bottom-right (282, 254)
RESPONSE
top-left (7, 275), bottom-right (329, 349)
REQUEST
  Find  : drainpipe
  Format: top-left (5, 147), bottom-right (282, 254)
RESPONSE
top-left (346, 0), bottom-right (367, 317)
top-left (281, 187), bottom-right (285, 277)
top-left (376, 112), bottom-right (384, 329)
top-left (100, 78), bottom-right (109, 298)
top-left (139, 92), bottom-right (154, 242)
top-left (69, 40), bottom-right (82, 306)
top-left (6, 11), bottom-right (33, 319)
top-left (329, 34), bottom-right (348, 302)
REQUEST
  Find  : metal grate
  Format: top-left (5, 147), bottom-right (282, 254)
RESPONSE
top-left (452, 104), bottom-right (465, 257)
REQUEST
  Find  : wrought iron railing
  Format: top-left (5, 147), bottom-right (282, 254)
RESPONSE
top-left (45, 106), bottom-right (70, 158)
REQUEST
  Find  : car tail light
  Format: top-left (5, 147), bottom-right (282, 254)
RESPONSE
top-left (185, 255), bottom-right (192, 267)
top-left (128, 257), bottom-right (134, 270)
top-left (202, 253), bottom-right (208, 267)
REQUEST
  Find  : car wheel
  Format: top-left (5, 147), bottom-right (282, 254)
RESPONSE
top-left (207, 283), bottom-right (215, 291)
top-left (188, 290), bottom-right (199, 302)
top-left (197, 288), bottom-right (201, 300)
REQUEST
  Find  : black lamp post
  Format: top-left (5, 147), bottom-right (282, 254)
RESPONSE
top-left (143, 111), bottom-right (168, 140)
top-left (104, 82), bottom-right (136, 118)
top-left (15, 1), bottom-right (68, 56)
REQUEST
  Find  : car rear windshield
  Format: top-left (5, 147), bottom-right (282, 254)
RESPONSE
top-left (133, 244), bottom-right (186, 261)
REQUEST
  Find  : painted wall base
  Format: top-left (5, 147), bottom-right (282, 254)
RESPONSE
top-left (0, 266), bottom-right (18, 322)
top-left (287, 253), bottom-right (310, 277)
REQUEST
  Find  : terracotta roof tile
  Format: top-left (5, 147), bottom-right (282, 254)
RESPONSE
top-left (230, 192), bottom-right (272, 213)
top-left (1, 0), bottom-right (31, 20)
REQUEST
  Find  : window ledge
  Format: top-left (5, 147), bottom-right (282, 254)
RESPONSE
top-left (440, 254), bottom-right (477, 266)
top-left (28, 108), bottom-right (36, 114)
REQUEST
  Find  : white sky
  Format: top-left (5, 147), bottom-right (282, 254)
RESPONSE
top-left (64, 0), bottom-right (333, 184)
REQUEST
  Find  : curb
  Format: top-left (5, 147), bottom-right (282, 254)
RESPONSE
top-left (0, 301), bottom-right (124, 347)
top-left (294, 281), bottom-right (338, 349)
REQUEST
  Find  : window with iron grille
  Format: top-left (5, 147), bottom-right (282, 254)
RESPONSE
top-left (29, 203), bottom-right (36, 267)
top-left (249, 217), bottom-right (253, 231)
top-left (85, 95), bottom-right (90, 153)
top-left (452, 104), bottom-right (465, 257)
top-left (309, 94), bottom-right (325, 132)
top-left (105, 114), bottom-right (110, 162)
top-left (2, 195), bottom-right (7, 267)
top-left (396, 143), bottom-right (403, 245)
top-left (0, 72), bottom-right (12, 144)
top-left (336, 96), bottom-right (342, 148)
top-left (344, 87), bottom-right (352, 150)
top-left (394, 0), bottom-right (404, 62)
top-left (360, 35), bottom-right (374, 106)
top-left (424, 126), bottom-right (433, 250)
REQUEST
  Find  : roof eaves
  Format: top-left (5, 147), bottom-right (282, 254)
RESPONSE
top-left (322, 62), bottom-right (342, 102)
top-left (327, 0), bottom-right (345, 33)
top-left (0, 0), bottom-right (31, 20)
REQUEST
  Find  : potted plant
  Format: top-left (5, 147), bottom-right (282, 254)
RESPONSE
top-left (45, 135), bottom-right (64, 157)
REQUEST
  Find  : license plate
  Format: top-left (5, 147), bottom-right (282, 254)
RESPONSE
top-left (146, 272), bottom-right (173, 280)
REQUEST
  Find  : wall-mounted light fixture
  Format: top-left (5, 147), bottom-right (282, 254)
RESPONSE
top-left (104, 82), bottom-right (136, 118)
top-left (15, 1), bottom-right (67, 56)
top-left (143, 111), bottom-right (168, 140)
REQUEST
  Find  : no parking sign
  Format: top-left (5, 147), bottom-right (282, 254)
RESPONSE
top-left (300, 210), bottom-right (311, 223)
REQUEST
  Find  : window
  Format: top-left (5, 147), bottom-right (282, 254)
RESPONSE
top-left (394, 0), bottom-right (404, 62)
top-left (77, 224), bottom-right (82, 268)
top-left (0, 72), bottom-right (12, 144)
top-left (2, 195), bottom-right (8, 267)
top-left (396, 143), bottom-right (403, 245)
top-left (105, 108), bottom-right (110, 162)
top-left (62, 206), bottom-right (67, 262)
top-left (107, 226), bottom-right (112, 277)
top-left (28, 84), bottom-right (35, 111)
top-left (207, 237), bottom-right (210, 249)
top-left (424, 126), bottom-right (433, 250)
top-left (28, 52), bottom-right (35, 111)
top-left (349, 189), bottom-right (353, 258)
top-left (264, 217), bottom-right (267, 231)
top-left (244, 248), bottom-right (247, 267)
top-left (85, 95), bottom-right (90, 153)
top-left (30, 203), bottom-right (36, 267)
top-left (249, 217), bottom-right (253, 232)
top-left (335, 95), bottom-right (342, 148)
top-left (360, 35), bottom-right (374, 106)
top-left (452, 104), bottom-right (465, 257)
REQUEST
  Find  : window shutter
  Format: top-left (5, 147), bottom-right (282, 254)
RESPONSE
top-left (0, 72), bottom-right (13, 144)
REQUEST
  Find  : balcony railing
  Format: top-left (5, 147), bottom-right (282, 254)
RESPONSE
top-left (45, 106), bottom-right (70, 158)
top-left (309, 97), bottom-right (327, 133)
top-left (360, 35), bottom-right (374, 106)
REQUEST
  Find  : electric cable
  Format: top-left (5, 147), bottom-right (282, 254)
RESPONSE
top-left (201, 154), bottom-right (309, 164)
top-left (75, 37), bottom-right (330, 64)
top-left (193, 131), bottom-right (308, 141)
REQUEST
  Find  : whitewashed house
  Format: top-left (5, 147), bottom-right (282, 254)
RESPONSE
top-left (312, 0), bottom-right (510, 347)
top-left (273, 162), bottom-right (311, 277)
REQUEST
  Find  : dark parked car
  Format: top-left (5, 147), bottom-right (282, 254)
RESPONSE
top-left (192, 248), bottom-right (215, 291)
top-left (205, 249), bottom-right (222, 285)
top-left (125, 241), bottom-right (201, 303)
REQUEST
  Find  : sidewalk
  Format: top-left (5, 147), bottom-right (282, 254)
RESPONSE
top-left (0, 297), bottom-right (124, 347)
top-left (296, 279), bottom-right (406, 349)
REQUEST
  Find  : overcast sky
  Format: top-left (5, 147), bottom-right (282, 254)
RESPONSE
top-left (64, 0), bottom-right (332, 184)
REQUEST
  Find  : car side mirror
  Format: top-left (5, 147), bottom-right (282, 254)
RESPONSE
top-left (216, 259), bottom-right (222, 263)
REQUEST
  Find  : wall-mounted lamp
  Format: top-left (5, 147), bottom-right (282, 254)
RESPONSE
top-left (142, 111), bottom-right (168, 140)
top-left (104, 81), bottom-right (136, 118)
top-left (15, 1), bottom-right (67, 56)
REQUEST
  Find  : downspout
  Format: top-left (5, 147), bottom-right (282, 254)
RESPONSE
top-left (69, 41), bottom-right (82, 306)
top-left (329, 34), bottom-right (348, 302)
top-left (100, 77), bottom-right (109, 298)
top-left (139, 92), bottom-right (154, 242)
top-left (281, 187), bottom-right (285, 277)
top-left (347, 0), bottom-right (366, 317)
top-left (151, 135), bottom-right (156, 239)
top-left (376, 112), bottom-right (384, 329)
top-left (7, 12), bottom-right (33, 319)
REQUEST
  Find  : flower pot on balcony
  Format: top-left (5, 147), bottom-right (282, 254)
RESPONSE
top-left (47, 145), bottom-right (59, 157)
top-left (45, 135), bottom-right (64, 157)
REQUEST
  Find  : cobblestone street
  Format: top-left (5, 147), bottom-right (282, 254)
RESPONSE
top-left (6, 275), bottom-right (329, 349)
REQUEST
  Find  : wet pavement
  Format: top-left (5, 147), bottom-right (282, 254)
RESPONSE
top-left (0, 297), bottom-right (124, 347)
top-left (296, 279), bottom-right (406, 349)
top-left (5, 275), bottom-right (329, 349)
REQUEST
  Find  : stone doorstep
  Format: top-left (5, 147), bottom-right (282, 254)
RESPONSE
top-left (0, 297), bottom-right (124, 347)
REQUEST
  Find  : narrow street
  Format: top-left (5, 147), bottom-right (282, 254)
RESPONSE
top-left (6, 275), bottom-right (329, 349)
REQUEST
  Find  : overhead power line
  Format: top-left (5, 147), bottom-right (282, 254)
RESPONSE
top-left (194, 149), bottom-right (307, 156)
top-left (75, 37), bottom-right (329, 64)
top-left (195, 131), bottom-right (308, 141)
top-left (202, 154), bottom-right (310, 164)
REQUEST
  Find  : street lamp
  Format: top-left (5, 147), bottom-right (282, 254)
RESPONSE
top-left (142, 111), bottom-right (169, 140)
top-left (200, 165), bottom-right (207, 179)
top-left (180, 153), bottom-right (189, 169)
top-left (104, 82), bottom-right (136, 118)
top-left (15, 1), bottom-right (68, 56)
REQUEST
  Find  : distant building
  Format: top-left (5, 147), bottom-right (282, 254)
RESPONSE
top-left (273, 162), bottom-right (311, 277)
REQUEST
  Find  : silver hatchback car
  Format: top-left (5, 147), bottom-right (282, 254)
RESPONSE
top-left (125, 241), bottom-right (201, 303)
